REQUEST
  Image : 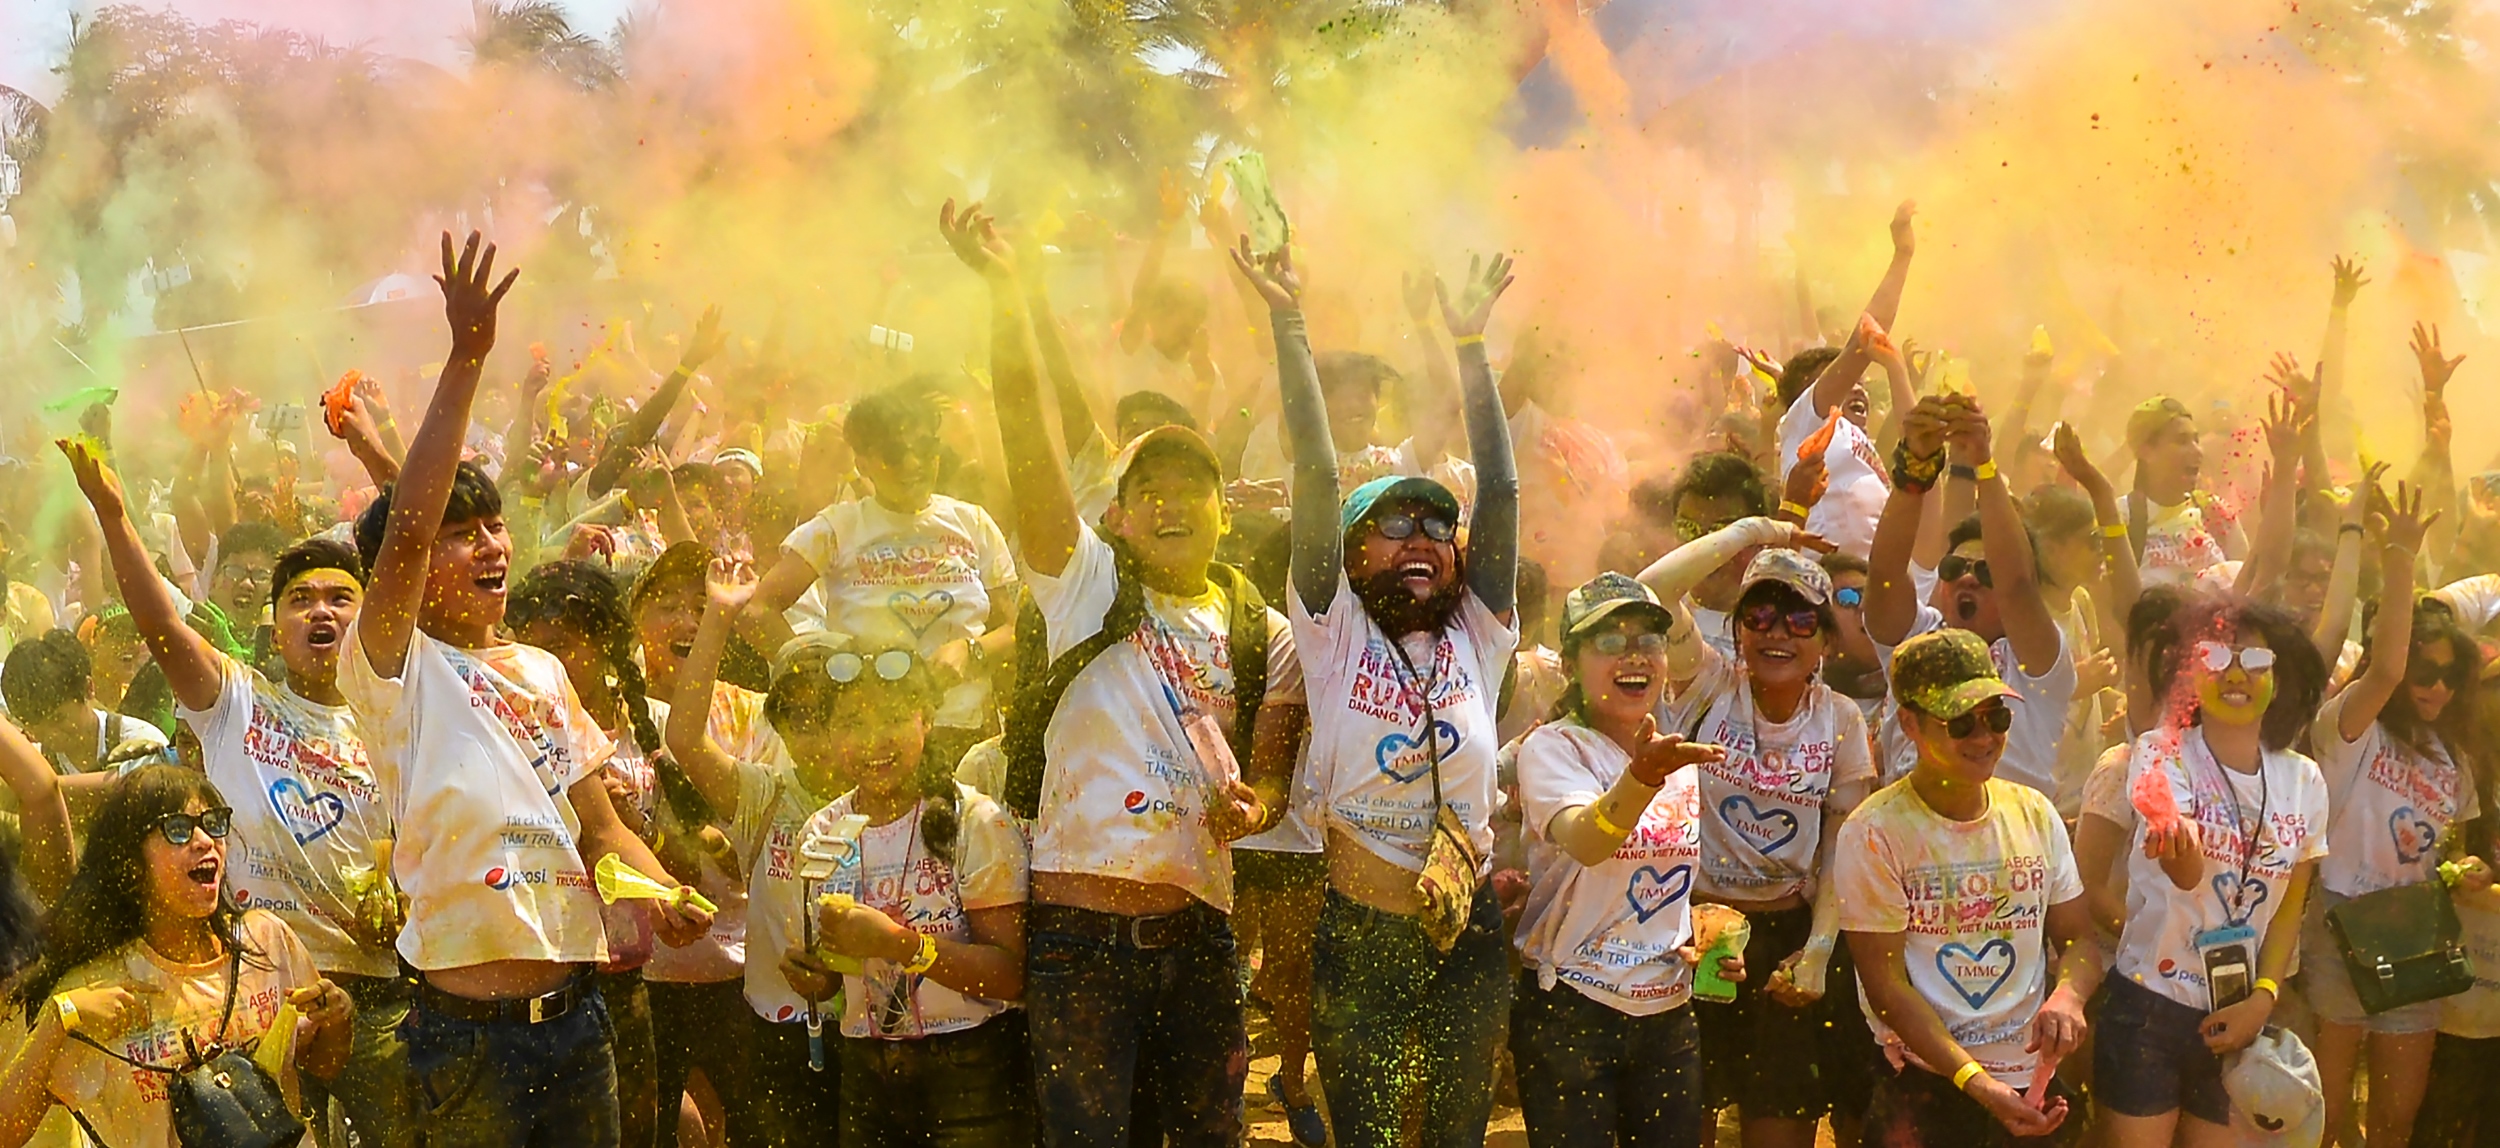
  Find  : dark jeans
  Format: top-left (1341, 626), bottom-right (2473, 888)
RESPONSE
top-left (2412, 1033), bottom-right (2500, 1148)
top-left (839, 1016), bottom-right (1033, 1148)
top-left (1509, 972), bottom-right (1705, 1148)
top-left (1026, 901), bottom-right (1247, 1148)
top-left (1864, 1061), bottom-right (2081, 1147)
top-left (744, 1015), bottom-right (842, 1148)
top-left (303, 974), bottom-right (414, 1148)
top-left (403, 979), bottom-right (620, 1148)
top-left (1310, 885), bottom-right (1513, 1148)
top-left (650, 980), bottom-right (756, 1148)
top-left (600, 970), bottom-right (658, 1148)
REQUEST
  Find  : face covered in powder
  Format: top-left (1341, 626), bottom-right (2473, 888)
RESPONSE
top-left (2192, 636), bottom-right (2276, 727)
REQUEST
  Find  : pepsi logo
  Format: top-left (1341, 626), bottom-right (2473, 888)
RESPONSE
top-left (486, 867), bottom-right (515, 890)
top-left (774, 1005), bottom-right (796, 1021)
top-left (1124, 791), bottom-right (1150, 815)
top-left (231, 888), bottom-right (250, 906)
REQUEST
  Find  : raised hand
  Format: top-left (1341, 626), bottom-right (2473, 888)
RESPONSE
top-left (705, 555), bottom-right (760, 614)
top-left (2384, 480), bottom-right (2439, 556)
top-left (2262, 351), bottom-right (2317, 406)
top-left (2260, 391), bottom-right (2310, 468)
top-left (1890, 200), bottom-right (1917, 259)
top-left (55, 436), bottom-right (125, 520)
top-left (2331, 256), bottom-right (2371, 308)
top-left (1436, 252), bottom-right (1516, 339)
top-left (1783, 449), bottom-right (1829, 516)
top-left (1626, 718), bottom-right (1726, 787)
top-left (436, 230), bottom-right (519, 361)
top-left (938, 199), bottom-right (1016, 281)
top-left (1903, 339), bottom-right (1932, 392)
top-left (2410, 321), bottom-right (2465, 396)
top-left (2050, 422), bottom-right (2110, 498)
top-left (1941, 394), bottom-right (1993, 465)
top-left (680, 305), bottom-right (728, 372)
top-left (1228, 235), bottom-right (1302, 312)
top-left (1860, 315), bottom-right (1903, 372)
top-left (1401, 268), bottom-right (1436, 325)
top-left (1903, 396), bottom-right (1953, 460)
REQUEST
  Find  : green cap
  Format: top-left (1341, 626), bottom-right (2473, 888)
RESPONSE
top-left (1340, 475), bottom-right (1463, 534)
top-left (1890, 628), bottom-right (2020, 720)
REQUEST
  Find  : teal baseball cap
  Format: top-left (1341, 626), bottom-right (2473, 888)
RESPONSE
top-left (1340, 475), bottom-right (1463, 534)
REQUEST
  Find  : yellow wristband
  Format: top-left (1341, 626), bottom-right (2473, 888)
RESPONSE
top-left (2253, 977), bottom-right (2280, 1001)
top-left (903, 932), bottom-right (940, 976)
top-left (1589, 803), bottom-right (1630, 838)
top-left (1952, 1061), bottom-right (1987, 1092)
top-left (1454, 334), bottom-right (1486, 347)
top-left (1973, 459), bottom-right (1999, 482)
top-left (2100, 522), bottom-right (2128, 539)
top-left (1779, 500), bottom-right (1810, 519)
top-left (51, 995), bottom-right (78, 1035)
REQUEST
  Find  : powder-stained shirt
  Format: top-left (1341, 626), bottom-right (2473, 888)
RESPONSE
top-left (1513, 721), bottom-right (1705, 1015)
top-left (2311, 693), bottom-right (2478, 899)
top-left (821, 784), bottom-right (1029, 1040)
top-left (782, 495), bottom-right (1016, 729)
top-left (1664, 646), bottom-right (1874, 902)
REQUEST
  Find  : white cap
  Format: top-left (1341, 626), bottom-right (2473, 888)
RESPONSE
top-left (2224, 1026), bottom-right (2323, 1147)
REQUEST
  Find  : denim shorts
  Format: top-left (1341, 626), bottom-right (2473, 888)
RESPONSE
top-left (2091, 976), bottom-right (2230, 1124)
top-left (2297, 889), bottom-right (2445, 1034)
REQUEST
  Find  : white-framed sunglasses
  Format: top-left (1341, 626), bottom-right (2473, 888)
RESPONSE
top-left (2195, 641), bottom-right (2277, 675)
top-left (827, 649), bottom-right (916, 684)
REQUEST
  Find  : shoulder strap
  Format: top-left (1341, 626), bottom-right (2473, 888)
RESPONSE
top-left (69, 1107), bottom-right (114, 1148)
top-left (1001, 533), bottom-right (1151, 820)
top-left (1214, 562), bottom-right (1270, 768)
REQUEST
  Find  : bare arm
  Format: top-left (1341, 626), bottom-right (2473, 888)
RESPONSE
top-left (667, 575), bottom-right (753, 820)
top-left (1028, 275), bottom-right (1106, 459)
top-left (584, 308), bottom-right (725, 497)
top-left (0, 1007), bottom-right (70, 1148)
top-left (942, 201), bottom-right (1083, 578)
top-left (57, 440), bottom-right (222, 713)
top-left (1243, 703), bottom-right (1307, 840)
top-left (356, 232), bottom-right (518, 682)
top-left (0, 717), bottom-right (74, 904)
top-left (2336, 486), bottom-right (2433, 744)
top-left (2053, 423), bottom-right (2141, 626)
top-left (1866, 399), bottom-right (1948, 646)
top-left (2311, 468), bottom-right (2381, 663)
top-left (732, 551), bottom-right (818, 666)
top-left (1958, 400), bottom-right (2063, 675)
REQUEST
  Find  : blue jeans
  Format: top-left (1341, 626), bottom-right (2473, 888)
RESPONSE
top-left (1509, 972), bottom-right (1705, 1148)
top-left (1025, 902), bottom-right (1247, 1148)
top-left (303, 974), bottom-right (414, 1148)
top-left (403, 982), bottom-right (620, 1148)
top-left (1311, 885), bottom-right (1513, 1148)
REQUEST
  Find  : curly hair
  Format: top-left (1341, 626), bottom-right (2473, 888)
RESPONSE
top-left (2147, 594), bottom-right (2329, 752)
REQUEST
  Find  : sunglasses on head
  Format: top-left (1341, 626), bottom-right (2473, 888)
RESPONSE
top-left (1937, 555), bottom-right (1994, 588)
top-left (1942, 703), bottom-right (2015, 739)
top-left (1588, 630), bottom-right (1669, 657)
top-left (827, 650), bottom-right (916, 684)
top-left (2195, 641), bottom-right (2276, 675)
top-left (1834, 586), bottom-right (1864, 609)
top-left (157, 807), bottom-right (234, 846)
top-left (1741, 603), bottom-right (1824, 639)
top-left (1373, 513), bottom-right (1456, 543)
top-left (2408, 657), bottom-right (2466, 689)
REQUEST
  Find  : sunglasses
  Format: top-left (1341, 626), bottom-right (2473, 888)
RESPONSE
top-left (1943, 703), bottom-right (2015, 739)
top-left (875, 434), bottom-right (942, 465)
top-left (1834, 586), bottom-right (1864, 609)
top-left (827, 650), bottom-right (916, 684)
top-left (157, 807), bottom-right (234, 846)
top-left (2195, 641), bottom-right (2277, 675)
top-left (1588, 631), bottom-right (1669, 657)
top-left (1374, 513), bottom-right (1457, 543)
top-left (1674, 517), bottom-right (1739, 544)
top-left (2408, 658), bottom-right (2466, 689)
top-left (1741, 603), bottom-right (1824, 639)
top-left (1937, 555), bottom-right (1994, 588)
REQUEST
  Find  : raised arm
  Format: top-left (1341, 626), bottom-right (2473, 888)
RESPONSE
top-left (2052, 422), bottom-right (2141, 627)
top-left (1866, 398), bottom-right (1950, 645)
top-left (358, 231), bottom-right (518, 681)
top-left (1438, 254), bottom-right (1520, 615)
top-left (1953, 398), bottom-right (2062, 675)
top-left (584, 307), bottom-right (725, 497)
top-left (941, 200), bottom-right (1081, 577)
top-left (1027, 267), bottom-right (1107, 460)
top-left (1868, 201), bottom-right (1917, 331)
top-left (1230, 238), bottom-right (1339, 615)
top-left (57, 440), bottom-right (222, 713)
top-left (1991, 342), bottom-right (2055, 469)
top-left (2411, 322), bottom-right (2464, 571)
top-left (1401, 269), bottom-right (1462, 472)
top-left (2335, 483), bottom-right (2433, 745)
top-left (665, 563), bottom-right (753, 820)
top-left (2235, 385), bottom-right (2309, 599)
top-left (2312, 463), bottom-right (2385, 663)
top-left (2317, 258), bottom-right (2365, 483)
top-left (0, 716), bottom-right (74, 904)
top-left (1634, 517), bottom-right (1818, 608)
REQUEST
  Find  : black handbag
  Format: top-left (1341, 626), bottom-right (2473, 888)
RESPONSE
top-left (2324, 879), bottom-right (2477, 1016)
top-left (68, 947), bottom-right (307, 1148)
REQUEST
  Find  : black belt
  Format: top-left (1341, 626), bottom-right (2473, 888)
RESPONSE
top-left (417, 970), bottom-right (594, 1026)
top-left (1038, 903), bottom-right (1211, 950)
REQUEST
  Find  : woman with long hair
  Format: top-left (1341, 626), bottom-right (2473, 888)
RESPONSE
top-left (2301, 488), bottom-right (2493, 1147)
top-left (0, 766), bottom-right (353, 1148)
top-left (2096, 595), bottom-right (2331, 1148)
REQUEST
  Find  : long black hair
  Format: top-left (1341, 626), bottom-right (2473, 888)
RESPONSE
top-left (2355, 606), bottom-right (2485, 774)
top-left (15, 768), bottom-right (258, 1023)
top-left (2146, 594), bottom-right (2328, 753)
top-left (509, 561), bottom-right (719, 829)
top-left (764, 640), bottom-right (958, 864)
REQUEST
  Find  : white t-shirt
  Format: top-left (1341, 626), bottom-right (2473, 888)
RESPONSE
top-left (1834, 778), bottom-right (2084, 1078)
top-left (632, 686), bottom-right (778, 985)
top-left (1513, 721), bottom-right (1705, 1015)
top-left (1022, 528), bottom-right (1300, 911)
top-left (178, 655), bottom-right (396, 978)
top-left (2431, 574), bottom-right (2500, 633)
top-left (2442, 892), bottom-right (2500, 1040)
top-left (1664, 647), bottom-right (1874, 902)
top-left (47, 912), bottom-right (319, 1148)
top-left (2310, 694), bottom-right (2479, 899)
top-left (1231, 664), bottom-right (1319, 855)
top-left (780, 495), bottom-right (1016, 729)
top-left (2115, 729), bottom-right (2329, 1009)
top-left (36, 710), bottom-right (172, 775)
top-left (733, 758), bottom-right (836, 1024)
top-left (1875, 606), bottom-right (2075, 799)
top-left (1779, 391), bottom-right (1891, 558)
top-left (1294, 580), bottom-right (1517, 873)
top-left (821, 784), bottom-right (1029, 1040)
top-left (2121, 493), bottom-right (2236, 587)
top-left (1687, 605), bottom-right (1737, 663)
top-left (341, 626), bottom-right (614, 970)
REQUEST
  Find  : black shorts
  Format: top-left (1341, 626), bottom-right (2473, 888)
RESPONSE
top-left (1231, 848), bottom-right (1326, 895)
top-left (1697, 903), bottom-right (1843, 1120)
top-left (2091, 976), bottom-right (2229, 1125)
top-left (1864, 1060), bottom-right (2082, 1147)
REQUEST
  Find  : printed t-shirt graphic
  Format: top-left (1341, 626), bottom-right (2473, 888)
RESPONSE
top-left (2311, 692), bottom-right (2480, 898)
top-left (341, 624), bottom-right (614, 969)
top-left (781, 494), bottom-right (1016, 729)
top-left (1779, 391), bottom-right (1891, 558)
top-left (1834, 778), bottom-right (2084, 1077)
top-left (1022, 528), bottom-right (1300, 911)
top-left (2122, 493), bottom-right (2234, 587)
top-left (1513, 722), bottom-right (1705, 1014)
top-left (2115, 729), bottom-right (2328, 1008)
top-left (732, 754), bottom-right (834, 1024)
top-left (179, 654), bottom-right (395, 977)
top-left (816, 784), bottom-right (1029, 1040)
top-left (1664, 647), bottom-right (1874, 901)
top-left (1293, 579), bottom-right (1516, 872)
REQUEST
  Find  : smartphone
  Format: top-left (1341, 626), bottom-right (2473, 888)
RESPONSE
top-left (2204, 943), bottom-right (2253, 1011)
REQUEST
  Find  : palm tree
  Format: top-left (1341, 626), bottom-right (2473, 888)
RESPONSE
top-left (464, 0), bottom-right (621, 91)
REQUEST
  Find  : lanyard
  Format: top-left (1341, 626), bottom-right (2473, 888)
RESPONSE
top-left (2197, 732), bottom-right (2270, 926)
top-left (866, 808), bottom-right (929, 1039)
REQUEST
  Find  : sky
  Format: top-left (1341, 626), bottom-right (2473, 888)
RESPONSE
top-left (0, 0), bottom-right (637, 102)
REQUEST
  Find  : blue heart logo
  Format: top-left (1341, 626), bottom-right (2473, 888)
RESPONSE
top-left (1625, 865), bottom-right (1692, 923)
top-left (1716, 794), bottom-right (1800, 853)
top-left (2211, 872), bottom-right (2270, 919)
top-left (269, 778), bottom-right (347, 846)
top-left (2388, 806), bottom-right (2438, 865)
top-left (887, 589), bottom-right (957, 638)
top-left (1935, 938), bottom-right (2018, 1008)
top-left (1373, 721), bottom-right (1463, 784)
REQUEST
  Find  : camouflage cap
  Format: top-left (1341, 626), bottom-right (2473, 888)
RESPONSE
top-left (1890, 628), bottom-right (2019, 720)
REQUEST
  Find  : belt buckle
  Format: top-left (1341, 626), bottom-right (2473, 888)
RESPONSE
top-left (1127, 914), bottom-right (1168, 950)
top-left (529, 993), bottom-right (553, 1024)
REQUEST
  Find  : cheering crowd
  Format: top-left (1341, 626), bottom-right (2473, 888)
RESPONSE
top-left (0, 188), bottom-right (2492, 1148)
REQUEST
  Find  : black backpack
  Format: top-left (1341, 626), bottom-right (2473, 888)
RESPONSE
top-left (1000, 535), bottom-right (1270, 820)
